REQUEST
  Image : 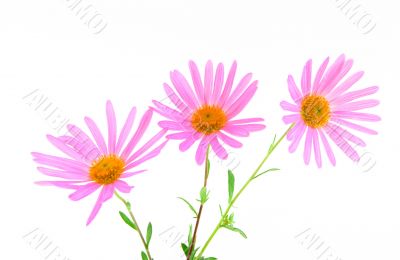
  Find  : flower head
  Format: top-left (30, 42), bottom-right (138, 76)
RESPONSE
top-left (152, 60), bottom-right (266, 165)
top-left (32, 101), bottom-right (167, 225)
top-left (281, 54), bottom-right (380, 167)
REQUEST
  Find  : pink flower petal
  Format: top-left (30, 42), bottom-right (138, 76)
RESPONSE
top-left (167, 131), bottom-right (193, 140)
top-left (288, 123), bottom-right (306, 153)
top-left (321, 57), bottom-right (353, 96)
top-left (312, 129), bottom-right (322, 168)
top-left (318, 129), bottom-right (336, 166)
top-left (195, 136), bottom-right (211, 165)
top-left (326, 123), bottom-right (366, 147)
top-left (203, 60), bottom-right (214, 104)
top-left (211, 63), bottom-right (224, 104)
top-left (35, 180), bottom-right (86, 189)
top-left (317, 54), bottom-right (346, 95)
top-left (288, 75), bottom-right (302, 103)
top-left (303, 128), bottom-right (313, 165)
top-left (333, 99), bottom-right (379, 111)
top-left (228, 118), bottom-right (264, 124)
top-left (210, 136), bottom-right (228, 160)
top-left (224, 73), bottom-right (253, 110)
top-left (121, 109), bottom-right (153, 160)
top-left (229, 123), bottom-right (265, 132)
top-left (223, 125), bottom-right (249, 137)
top-left (280, 101), bottom-right (299, 112)
top-left (170, 70), bottom-right (199, 109)
top-left (163, 83), bottom-right (191, 113)
top-left (158, 120), bottom-right (188, 131)
top-left (330, 86), bottom-right (379, 105)
top-left (86, 185), bottom-right (114, 225)
top-left (217, 132), bottom-right (243, 148)
top-left (226, 81), bottom-right (258, 118)
top-left (125, 140), bottom-right (169, 171)
top-left (325, 126), bottom-right (360, 162)
top-left (116, 106), bottom-right (137, 154)
top-left (282, 114), bottom-right (300, 124)
top-left (84, 116), bottom-right (108, 155)
top-left (46, 135), bottom-right (90, 163)
top-left (121, 169), bottom-right (147, 178)
top-left (332, 111), bottom-right (381, 122)
top-left (32, 152), bottom-right (89, 171)
top-left (189, 60), bottom-right (204, 104)
top-left (287, 121), bottom-right (302, 141)
top-left (114, 180), bottom-right (133, 193)
top-left (301, 59), bottom-right (312, 95)
top-left (326, 71), bottom-right (364, 99)
top-left (37, 167), bottom-right (88, 180)
top-left (126, 129), bottom-right (167, 164)
top-left (67, 124), bottom-right (99, 157)
top-left (69, 182), bottom-right (100, 201)
top-left (179, 133), bottom-right (201, 152)
top-left (312, 57), bottom-right (329, 93)
top-left (152, 100), bottom-right (185, 121)
top-left (219, 61), bottom-right (237, 106)
top-left (330, 117), bottom-right (377, 135)
top-left (106, 101), bottom-right (117, 154)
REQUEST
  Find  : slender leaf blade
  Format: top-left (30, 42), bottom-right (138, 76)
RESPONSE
top-left (119, 211), bottom-right (137, 231)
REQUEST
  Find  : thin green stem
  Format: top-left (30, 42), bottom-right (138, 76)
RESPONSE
top-left (197, 125), bottom-right (293, 258)
top-left (186, 145), bottom-right (211, 259)
top-left (115, 191), bottom-right (152, 260)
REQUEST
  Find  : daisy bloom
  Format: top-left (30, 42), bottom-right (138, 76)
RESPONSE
top-left (281, 54), bottom-right (380, 167)
top-left (152, 60), bottom-right (266, 165)
top-left (32, 101), bottom-right (167, 225)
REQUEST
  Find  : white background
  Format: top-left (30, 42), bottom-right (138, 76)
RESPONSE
top-left (1, 0), bottom-right (399, 259)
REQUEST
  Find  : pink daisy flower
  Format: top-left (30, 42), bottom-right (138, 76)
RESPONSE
top-left (281, 54), bottom-right (380, 167)
top-left (152, 60), bottom-right (266, 165)
top-left (32, 101), bottom-right (167, 225)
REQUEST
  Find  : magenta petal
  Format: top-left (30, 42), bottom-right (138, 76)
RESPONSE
top-left (47, 135), bottom-right (89, 163)
top-left (179, 133), bottom-right (201, 152)
top-left (330, 117), bottom-right (377, 135)
top-left (152, 100), bottom-right (185, 120)
top-left (228, 118), bottom-right (264, 124)
top-left (321, 57), bottom-right (352, 96)
top-left (333, 99), bottom-right (379, 111)
top-left (312, 130), bottom-right (322, 168)
top-left (289, 123), bottom-right (306, 153)
top-left (121, 169), bottom-right (147, 178)
top-left (282, 114), bottom-right (300, 124)
top-left (32, 152), bottom-right (88, 171)
top-left (301, 59), bottom-right (312, 95)
top-left (195, 136), bottom-right (211, 165)
top-left (167, 131), bottom-right (193, 140)
top-left (280, 101), bottom-right (299, 112)
top-left (86, 185), bottom-right (114, 226)
top-left (288, 75), bottom-right (302, 103)
top-left (325, 127), bottom-right (360, 162)
top-left (163, 83), bottom-right (191, 113)
top-left (224, 73), bottom-right (253, 110)
top-left (217, 132), bottom-right (242, 148)
top-left (211, 63), bottom-right (224, 104)
top-left (35, 180), bottom-right (85, 189)
top-left (318, 129), bottom-right (336, 166)
top-left (37, 167), bottom-right (88, 180)
top-left (69, 182), bottom-right (100, 201)
top-left (124, 140), bottom-right (168, 171)
top-left (287, 121), bottom-right (302, 141)
top-left (219, 61), bottom-right (237, 106)
top-left (67, 124), bottom-right (100, 157)
top-left (332, 111), bottom-right (381, 122)
top-left (223, 125), bottom-right (249, 137)
top-left (84, 116), bottom-right (108, 155)
top-left (116, 106), bottom-right (137, 154)
top-left (312, 57), bottom-right (329, 92)
top-left (170, 70), bottom-right (199, 109)
top-left (114, 180), bottom-right (133, 193)
top-left (158, 120), bottom-right (187, 131)
top-left (226, 81), bottom-right (257, 118)
top-left (230, 123), bottom-right (265, 132)
top-left (331, 86), bottom-right (379, 105)
top-left (210, 136), bottom-right (228, 160)
top-left (318, 54), bottom-right (345, 95)
top-left (303, 128), bottom-right (313, 165)
top-left (126, 129), bottom-right (168, 164)
top-left (203, 60), bottom-right (214, 104)
top-left (121, 109), bottom-right (153, 160)
top-left (189, 60), bottom-right (204, 104)
top-left (106, 100), bottom-right (117, 154)
top-left (327, 71), bottom-right (364, 99)
top-left (327, 123), bottom-right (366, 147)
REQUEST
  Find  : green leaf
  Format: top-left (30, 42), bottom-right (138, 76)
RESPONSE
top-left (228, 170), bottom-right (235, 203)
top-left (181, 243), bottom-right (188, 254)
top-left (268, 134), bottom-right (277, 152)
top-left (178, 197), bottom-right (198, 218)
top-left (188, 224), bottom-right (193, 245)
top-left (219, 205), bottom-right (224, 216)
top-left (141, 251), bottom-right (148, 260)
top-left (199, 187), bottom-right (209, 205)
top-left (146, 222), bottom-right (152, 246)
top-left (223, 225), bottom-right (248, 239)
top-left (253, 168), bottom-right (280, 180)
top-left (119, 211), bottom-right (137, 231)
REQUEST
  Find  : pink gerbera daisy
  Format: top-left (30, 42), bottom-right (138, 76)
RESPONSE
top-left (32, 101), bottom-right (167, 225)
top-left (152, 60), bottom-right (266, 165)
top-left (281, 54), bottom-right (380, 167)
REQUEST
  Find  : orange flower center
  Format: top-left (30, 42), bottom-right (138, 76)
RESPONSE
top-left (191, 105), bottom-right (227, 135)
top-left (301, 95), bottom-right (331, 128)
top-left (89, 155), bottom-right (125, 185)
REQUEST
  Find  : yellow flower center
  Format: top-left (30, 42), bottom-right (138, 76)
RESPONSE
top-left (301, 95), bottom-right (331, 128)
top-left (89, 155), bottom-right (125, 185)
top-left (191, 105), bottom-right (227, 135)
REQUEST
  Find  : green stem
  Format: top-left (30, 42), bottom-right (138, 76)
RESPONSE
top-left (115, 191), bottom-right (152, 260)
top-left (197, 125), bottom-right (293, 258)
top-left (186, 145), bottom-right (210, 259)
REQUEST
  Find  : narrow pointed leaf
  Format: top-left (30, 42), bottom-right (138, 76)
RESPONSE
top-left (119, 211), bottom-right (137, 231)
top-left (228, 170), bottom-right (235, 203)
top-left (178, 197), bottom-right (198, 217)
top-left (141, 251), bottom-right (148, 260)
top-left (146, 222), bottom-right (153, 246)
